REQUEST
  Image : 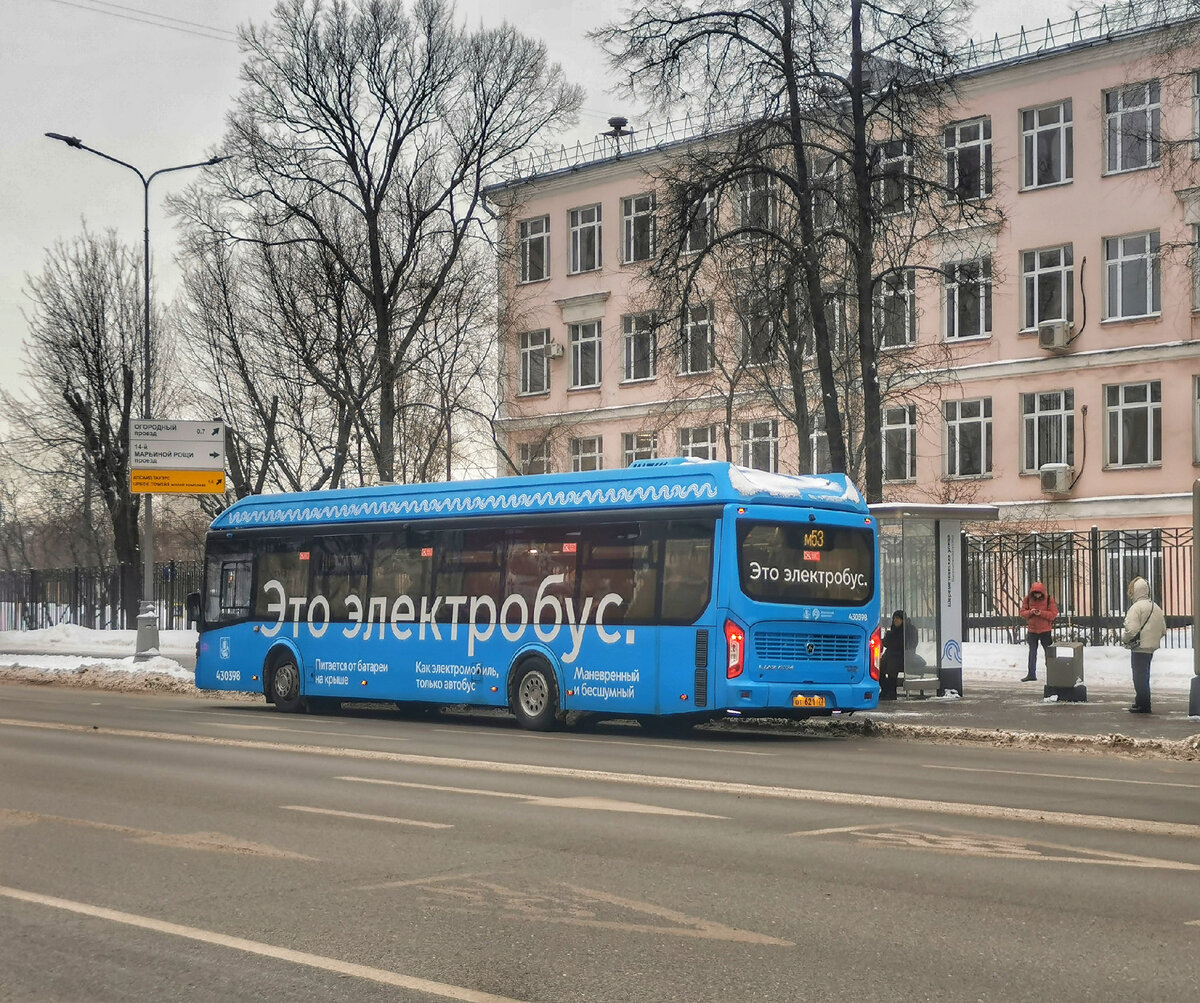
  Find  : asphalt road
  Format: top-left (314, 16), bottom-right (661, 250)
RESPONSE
top-left (2, 683), bottom-right (1198, 1002)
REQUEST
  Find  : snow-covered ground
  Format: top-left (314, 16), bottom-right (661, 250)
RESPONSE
top-left (0, 624), bottom-right (1195, 693)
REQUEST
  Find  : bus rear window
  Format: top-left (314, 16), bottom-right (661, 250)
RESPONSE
top-left (738, 522), bottom-right (874, 606)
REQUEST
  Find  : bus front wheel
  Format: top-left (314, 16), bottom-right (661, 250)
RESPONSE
top-left (269, 655), bottom-right (304, 714)
top-left (510, 660), bottom-right (559, 731)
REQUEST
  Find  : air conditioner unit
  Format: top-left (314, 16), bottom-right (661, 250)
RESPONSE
top-left (1039, 462), bottom-right (1074, 494)
top-left (544, 342), bottom-right (564, 359)
top-left (1037, 320), bottom-right (1072, 351)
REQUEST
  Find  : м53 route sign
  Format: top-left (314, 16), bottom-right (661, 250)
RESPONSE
top-left (130, 420), bottom-right (226, 495)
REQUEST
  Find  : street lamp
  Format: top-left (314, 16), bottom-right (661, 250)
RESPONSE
top-left (45, 132), bottom-right (228, 658)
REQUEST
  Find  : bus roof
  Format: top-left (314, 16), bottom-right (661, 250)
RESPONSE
top-left (208, 459), bottom-right (867, 531)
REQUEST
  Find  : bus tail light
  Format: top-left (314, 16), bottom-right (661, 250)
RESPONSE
top-left (868, 626), bottom-right (881, 681)
top-left (725, 620), bottom-right (745, 679)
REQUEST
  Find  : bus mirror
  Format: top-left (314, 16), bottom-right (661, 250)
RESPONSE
top-left (185, 591), bottom-right (201, 629)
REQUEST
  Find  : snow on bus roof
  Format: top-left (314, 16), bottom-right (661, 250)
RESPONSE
top-left (209, 461), bottom-right (867, 530)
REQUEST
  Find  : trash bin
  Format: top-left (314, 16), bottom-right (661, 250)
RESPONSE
top-left (1045, 641), bottom-right (1087, 702)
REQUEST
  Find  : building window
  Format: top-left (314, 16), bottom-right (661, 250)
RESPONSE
top-left (944, 398), bottom-right (993, 477)
top-left (1105, 381), bottom-right (1161, 468)
top-left (737, 172), bottom-right (777, 234)
top-left (569, 204), bottom-right (601, 274)
top-left (518, 330), bottom-right (550, 395)
top-left (569, 321), bottom-right (601, 389)
top-left (570, 436), bottom-right (604, 472)
top-left (875, 269), bottom-right (916, 348)
top-left (622, 314), bottom-right (656, 382)
top-left (1105, 80), bottom-right (1160, 173)
top-left (1022, 245), bottom-right (1074, 330)
top-left (1194, 71), bottom-right (1200, 159)
top-left (679, 424), bottom-right (718, 460)
top-left (812, 154), bottom-right (841, 228)
top-left (810, 412), bottom-right (831, 473)
top-left (945, 258), bottom-right (992, 340)
top-left (944, 118), bottom-right (992, 201)
top-left (518, 216), bottom-right (549, 283)
top-left (1193, 225), bottom-right (1200, 310)
top-left (622, 193), bottom-right (656, 263)
top-left (1021, 389), bottom-right (1074, 473)
top-left (876, 139), bottom-right (911, 214)
top-left (741, 311), bottom-right (776, 366)
top-left (882, 405), bottom-right (916, 483)
top-left (684, 190), bottom-right (716, 253)
top-left (740, 419), bottom-right (778, 472)
top-left (1104, 231), bottom-right (1160, 320)
top-left (1194, 376), bottom-right (1200, 462)
top-left (1021, 100), bottom-right (1072, 189)
top-left (518, 441), bottom-right (550, 475)
top-left (680, 303), bottom-right (714, 375)
top-left (622, 431), bottom-right (658, 466)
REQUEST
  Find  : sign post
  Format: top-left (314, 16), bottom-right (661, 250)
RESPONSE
top-left (130, 420), bottom-right (226, 495)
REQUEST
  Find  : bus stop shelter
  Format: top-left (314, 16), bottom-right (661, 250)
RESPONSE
top-left (870, 503), bottom-right (999, 696)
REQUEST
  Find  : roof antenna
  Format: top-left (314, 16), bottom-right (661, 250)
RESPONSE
top-left (603, 116), bottom-right (634, 157)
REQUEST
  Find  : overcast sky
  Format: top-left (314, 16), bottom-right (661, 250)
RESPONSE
top-left (0, 0), bottom-right (1082, 401)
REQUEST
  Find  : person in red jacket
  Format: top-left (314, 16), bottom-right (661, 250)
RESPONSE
top-left (1018, 582), bottom-right (1058, 681)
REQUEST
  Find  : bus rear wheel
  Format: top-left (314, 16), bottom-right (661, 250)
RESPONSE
top-left (270, 655), bottom-right (304, 714)
top-left (510, 659), bottom-right (559, 732)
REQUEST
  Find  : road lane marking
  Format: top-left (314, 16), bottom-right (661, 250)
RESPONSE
top-left (793, 823), bottom-right (1200, 870)
top-left (2, 717), bottom-right (1196, 838)
top-left (0, 885), bottom-right (524, 1002)
top-left (925, 765), bottom-right (1200, 789)
top-left (432, 728), bottom-right (775, 756)
top-left (338, 776), bottom-right (727, 818)
top-left (211, 723), bottom-right (409, 742)
top-left (280, 805), bottom-right (452, 829)
top-left (0, 809), bottom-right (314, 860)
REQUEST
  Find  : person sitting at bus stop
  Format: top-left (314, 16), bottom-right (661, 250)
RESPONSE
top-left (1018, 582), bottom-right (1058, 682)
top-left (879, 609), bottom-right (919, 701)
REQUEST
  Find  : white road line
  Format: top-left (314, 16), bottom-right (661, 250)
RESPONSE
top-left (925, 764), bottom-right (1200, 789)
top-left (432, 728), bottom-right (774, 756)
top-left (280, 805), bottom-right (452, 829)
top-left (0, 885), bottom-right (523, 1002)
top-left (2, 717), bottom-right (1196, 838)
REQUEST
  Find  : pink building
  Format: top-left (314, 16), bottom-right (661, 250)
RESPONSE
top-left (489, 9), bottom-right (1200, 532)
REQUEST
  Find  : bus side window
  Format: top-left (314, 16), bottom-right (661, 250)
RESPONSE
top-left (660, 522), bottom-right (714, 623)
top-left (503, 529), bottom-right (578, 622)
top-left (434, 529), bottom-right (502, 617)
top-left (221, 559), bottom-right (253, 620)
top-left (313, 537), bottom-right (369, 620)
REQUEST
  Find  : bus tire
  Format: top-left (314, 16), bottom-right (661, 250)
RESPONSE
top-left (269, 654), bottom-right (304, 714)
top-left (510, 658), bottom-right (559, 732)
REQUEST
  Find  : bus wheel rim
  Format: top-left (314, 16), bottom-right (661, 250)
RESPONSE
top-left (519, 672), bottom-right (547, 716)
top-left (275, 661), bottom-right (298, 700)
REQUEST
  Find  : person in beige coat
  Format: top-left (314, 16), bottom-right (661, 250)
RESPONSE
top-left (1121, 576), bottom-right (1167, 714)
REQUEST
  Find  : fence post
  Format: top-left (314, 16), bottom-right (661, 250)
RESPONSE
top-left (1089, 526), bottom-right (1101, 646)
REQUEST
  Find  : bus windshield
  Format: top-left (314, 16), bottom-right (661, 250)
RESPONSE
top-left (737, 521), bottom-right (874, 606)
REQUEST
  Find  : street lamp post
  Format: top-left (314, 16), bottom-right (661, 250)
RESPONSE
top-left (45, 133), bottom-right (227, 657)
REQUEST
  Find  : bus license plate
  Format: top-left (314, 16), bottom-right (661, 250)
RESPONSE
top-left (793, 695), bottom-right (825, 708)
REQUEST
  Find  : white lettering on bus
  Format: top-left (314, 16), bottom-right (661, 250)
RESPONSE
top-left (258, 574), bottom-right (629, 663)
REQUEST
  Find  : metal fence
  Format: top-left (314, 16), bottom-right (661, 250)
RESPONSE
top-left (0, 561), bottom-right (204, 632)
top-left (964, 528), bottom-right (1193, 649)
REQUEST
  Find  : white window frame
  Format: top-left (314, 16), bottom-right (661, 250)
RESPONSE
top-left (622, 431), bottom-right (658, 466)
top-left (1021, 245), bottom-right (1074, 331)
top-left (569, 435), bottom-right (604, 472)
top-left (809, 412), bottom-right (831, 474)
top-left (679, 424), bottom-right (718, 460)
top-left (1021, 389), bottom-right (1074, 474)
top-left (621, 193), bottom-right (656, 263)
top-left (1104, 230), bottom-right (1160, 320)
top-left (739, 419), bottom-right (778, 472)
top-left (945, 257), bottom-right (992, 340)
top-left (737, 172), bottom-right (778, 235)
top-left (1104, 381), bottom-right (1161, 468)
top-left (1104, 80), bottom-right (1161, 174)
top-left (684, 191), bottom-right (716, 253)
top-left (569, 320), bottom-right (601, 389)
top-left (1194, 376), bottom-right (1200, 463)
top-left (1021, 100), bottom-right (1073, 189)
top-left (622, 313), bottom-right (656, 382)
top-left (568, 204), bottom-right (602, 274)
top-left (875, 269), bottom-right (916, 349)
top-left (518, 215), bottom-right (549, 283)
top-left (518, 329), bottom-right (550, 395)
top-left (518, 441), bottom-right (550, 476)
top-left (876, 139), bottom-right (912, 215)
top-left (741, 311), bottom-right (776, 366)
top-left (680, 303), bottom-right (714, 375)
top-left (944, 118), bottom-right (992, 201)
top-left (943, 398), bottom-right (993, 478)
top-left (882, 404), bottom-right (917, 483)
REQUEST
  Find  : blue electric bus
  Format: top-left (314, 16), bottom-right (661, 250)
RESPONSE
top-left (191, 459), bottom-right (881, 729)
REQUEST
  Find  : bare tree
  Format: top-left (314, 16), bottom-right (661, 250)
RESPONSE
top-left (595, 0), bottom-right (999, 500)
top-left (174, 0), bottom-right (583, 485)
